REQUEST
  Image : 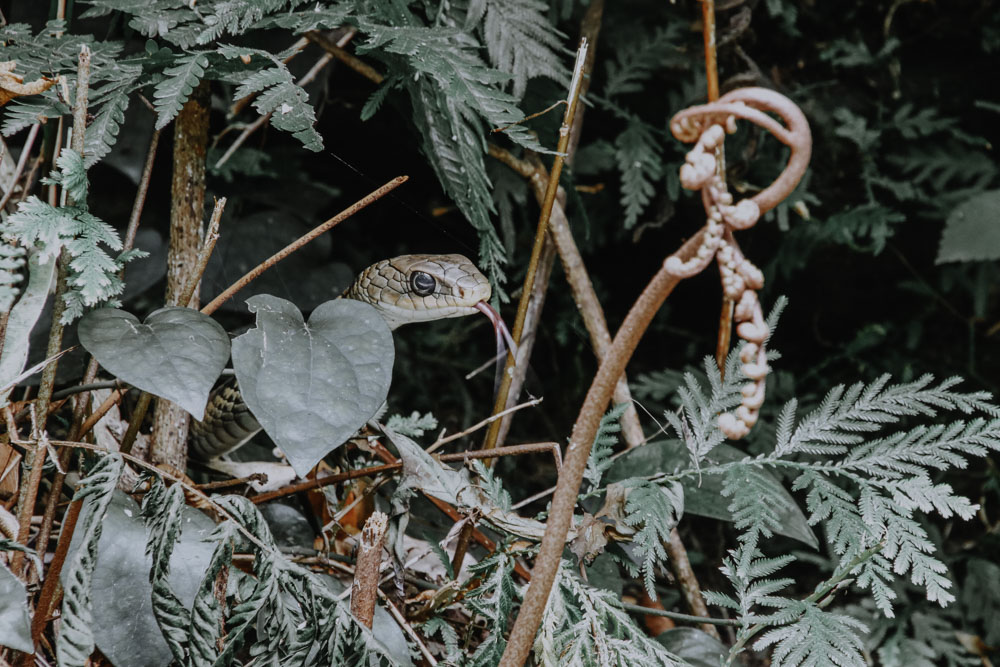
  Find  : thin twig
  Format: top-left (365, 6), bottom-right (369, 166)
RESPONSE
top-left (450, 515), bottom-right (476, 577)
top-left (427, 397), bottom-right (542, 453)
top-left (378, 590), bottom-right (439, 665)
top-left (482, 38), bottom-right (590, 454)
top-left (618, 601), bottom-right (739, 626)
top-left (0, 122), bottom-right (41, 211)
top-left (179, 197), bottom-right (225, 308)
top-left (249, 441), bottom-right (559, 505)
top-left (121, 128), bottom-right (162, 253)
top-left (305, 31), bottom-right (385, 85)
top-left (202, 176), bottom-right (407, 315)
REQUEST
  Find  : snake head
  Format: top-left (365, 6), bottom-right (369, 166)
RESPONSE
top-left (346, 254), bottom-right (492, 330)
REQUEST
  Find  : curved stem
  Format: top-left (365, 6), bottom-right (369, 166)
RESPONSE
top-left (499, 229), bottom-right (706, 666)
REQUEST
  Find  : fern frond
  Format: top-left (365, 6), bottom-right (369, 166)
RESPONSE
top-left (535, 562), bottom-right (683, 666)
top-left (153, 51), bottom-right (209, 130)
top-left (583, 403), bottom-right (629, 491)
top-left (621, 480), bottom-right (683, 596)
top-left (754, 604), bottom-right (868, 667)
top-left (615, 120), bottom-right (664, 228)
top-left (472, 0), bottom-right (568, 98)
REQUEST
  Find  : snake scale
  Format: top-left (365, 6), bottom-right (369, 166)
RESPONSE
top-left (189, 254), bottom-right (494, 460)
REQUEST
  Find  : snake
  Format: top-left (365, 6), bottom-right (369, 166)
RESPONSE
top-left (189, 254), bottom-right (506, 460)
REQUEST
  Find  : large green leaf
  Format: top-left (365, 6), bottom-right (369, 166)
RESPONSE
top-left (62, 490), bottom-right (215, 667)
top-left (608, 440), bottom-right (819, 549)
top-left (936, 189), bottom-right (1000, 263)
top-left (0, 561), bottom-right (32, 653)
top-left (78, 307), bottom-right (230, 420)
top-left (231, 296), bottom-right (394, 476)
top-left (0, 251), bottom-right (57, 406)
top-left (655, 628), bottom-right (729, 667)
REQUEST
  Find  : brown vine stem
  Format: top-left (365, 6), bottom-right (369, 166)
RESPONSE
top-left (481, 38), bottom-right (590, 454)
top-left (701, 0), bottom-right (733, 377)
top-left (249, 441), bottom-right (560, 504)
top-left (202, 176), bottom-right (406, 315)
top-left (499, 229), bottom-right (706, 667)
top-left (11, 45), bottom-right (90, 580)
top-left (350, 511), bottom-right (388, 628)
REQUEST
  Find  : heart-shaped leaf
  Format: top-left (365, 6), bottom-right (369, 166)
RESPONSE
top-left (78, 307), bottom-right (230, 420)
top-left (232, 295), bottom-right (394, 476)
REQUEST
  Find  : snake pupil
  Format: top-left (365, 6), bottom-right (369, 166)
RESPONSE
top-left (410, 271), bottom-right (436, 296)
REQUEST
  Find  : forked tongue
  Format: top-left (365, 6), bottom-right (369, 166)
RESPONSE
top-left (475, 301), bottom-right (519, 395)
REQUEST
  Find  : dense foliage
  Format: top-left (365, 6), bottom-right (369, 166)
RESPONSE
top-left (1, 0), bottom-right (998, 665)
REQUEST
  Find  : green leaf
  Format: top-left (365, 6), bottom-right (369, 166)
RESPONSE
top-left (0, 562), bottom-right (32, 653)
top-left (231, 296), bottom-right (394, 476)
top-left (936, 189), bottom-right (1000, 263)
top-left (220, 50), bottom-right (323, 151)
top-left (473, 0), bottom-right (568, 98)
top-left (56, 454), bottom-right (124, 667)
top-left (0, 252), bottom-right (57, 405)
top-left (63, 489), bottom-right (216, 667)
top-left (616, 120), bottom-right (664, 228)
top-left (153, 51), bottom-right (209, 130)
top-left (654, 628), bottom-right (729, 667)
top-left (78, 307), bottom-right (231, 419)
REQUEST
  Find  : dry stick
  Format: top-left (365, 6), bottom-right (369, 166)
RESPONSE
top-left (0, 122), bottom-right (40, 211)
top-left (180, 197), bottom-right (225, 309)
top-left (378, 590), bottom-right (439, 666)
top-left (350, 511), bottom-right (388, 627)
top-left (499, 229), bottom-right (707, 667)
top-left (481, 38), bottom-right (590, 454)
top-left (522, 151), bottom-right (647, 451)
top-left (250, 441), bottom-right (560, 505)
top-left (71, 177), bottom-right (409, 438)
top-left (492, 0), bottom-right (636, 452)
top-left (427, 396), bottom-right (542, 453)
top-left (31, 126), bottom-right (164, 644)
top-left (450, 517), bottom-right (476, 577)
top-left (11, 45), bottom-right (91, 580)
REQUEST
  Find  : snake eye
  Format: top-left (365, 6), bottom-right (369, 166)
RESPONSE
top-left (409, 271), bottom-right (436, 296)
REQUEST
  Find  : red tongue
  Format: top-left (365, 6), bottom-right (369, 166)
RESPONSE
top-left (475, 301), bottom-right (519, 359)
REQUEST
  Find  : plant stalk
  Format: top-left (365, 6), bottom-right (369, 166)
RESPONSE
top-left (481, 37), bottom-right (589, 454)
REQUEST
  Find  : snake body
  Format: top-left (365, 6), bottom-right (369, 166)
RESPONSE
top-left (189, 254), bottom-right (492, 460)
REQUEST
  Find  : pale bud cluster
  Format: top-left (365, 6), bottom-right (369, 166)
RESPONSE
top-left (663, 116), bottom-right (771, 440)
